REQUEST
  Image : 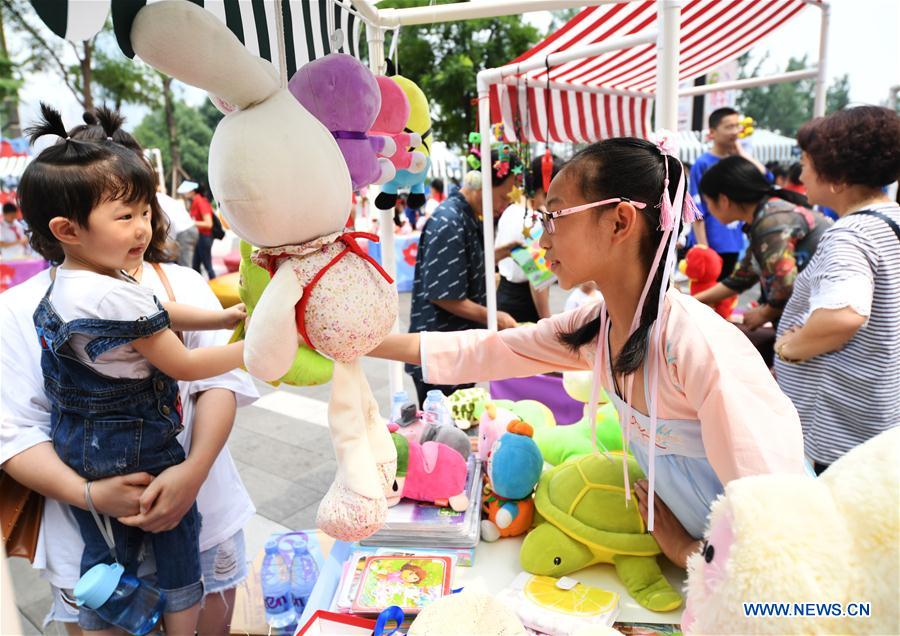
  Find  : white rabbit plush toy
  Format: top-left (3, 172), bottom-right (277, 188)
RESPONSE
top-left (130, 1), bottom-right (398, 541)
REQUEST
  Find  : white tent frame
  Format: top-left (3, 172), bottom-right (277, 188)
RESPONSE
top-left (353, 0), bottom-right (830, 388)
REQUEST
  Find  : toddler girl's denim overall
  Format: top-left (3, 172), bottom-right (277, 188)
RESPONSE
top-left (33, 281), bottom-right (202, 628)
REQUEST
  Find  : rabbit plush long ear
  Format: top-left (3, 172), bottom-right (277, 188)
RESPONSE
top-left (131, 0), bottom-right (279, 110)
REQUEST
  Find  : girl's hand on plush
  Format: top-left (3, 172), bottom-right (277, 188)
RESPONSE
top-left (117, 462), bottom-right (204, 532)
top-left (89, 472), bottom-right (154, 518)
top-left (221, 303), bottom-right (247, 329)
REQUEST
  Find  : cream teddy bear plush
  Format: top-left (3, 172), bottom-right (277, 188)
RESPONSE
top-left (130, 1), bottom-right (397, 541)
top-left (682, 427), bottom-right (899, 635)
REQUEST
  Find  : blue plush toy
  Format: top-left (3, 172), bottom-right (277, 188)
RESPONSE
top-left (481, 421), bottom-right (543, 542)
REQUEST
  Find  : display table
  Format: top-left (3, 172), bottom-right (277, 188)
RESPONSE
top-left (0, 258), bottom-right (49, 292)
top-left (364, 233), bottom-right (419, 292)
top-left (458, 536), bottom-right (684, 626)
top-left (288, 532), bottom-right (684, 634)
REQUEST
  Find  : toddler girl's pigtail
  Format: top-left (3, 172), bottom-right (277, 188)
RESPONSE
top-left (94, 105), bottom-right (127, 142)
top-left (24, 102), bottom-right (71, 145)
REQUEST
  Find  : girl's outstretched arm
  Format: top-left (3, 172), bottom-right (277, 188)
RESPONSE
top-left (367, 333), bottom-right (421, 365)
top-left (133, 330), bottom-right (244, 381)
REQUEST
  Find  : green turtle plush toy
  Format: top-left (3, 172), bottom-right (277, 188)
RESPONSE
top-left (520, 452), bottom-right (682, 612)
top-left (230, 240), bottom-right (333, 386)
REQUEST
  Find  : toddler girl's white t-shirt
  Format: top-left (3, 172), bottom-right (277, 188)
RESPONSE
top-left (49, 268), bottom-right (166, 379)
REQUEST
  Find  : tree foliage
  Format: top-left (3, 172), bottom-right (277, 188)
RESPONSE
top-left (736, 53), bottom-right (850, 137)
top-left (133, 100), bottom-right (214, 186)
top-left (377, 0), bottom-right (540, 150)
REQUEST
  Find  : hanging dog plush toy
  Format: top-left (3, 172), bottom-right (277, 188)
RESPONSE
top-left (130, 1), bottom-right (398, 541)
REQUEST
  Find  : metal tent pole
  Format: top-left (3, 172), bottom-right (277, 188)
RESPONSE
top-left (366, 22), bottom-right (403, 396)
top-left (654, 0), bottom-right (682, 131)
top-left (476, 76), bottom-right (498, 331)
top-left (813, 2), bottom-right (831, 117)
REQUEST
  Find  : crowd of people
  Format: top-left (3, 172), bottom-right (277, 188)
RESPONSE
top-left (0, 99), bottom-right (897, 634)
top-left (1, 115), bottom-right (224, 283)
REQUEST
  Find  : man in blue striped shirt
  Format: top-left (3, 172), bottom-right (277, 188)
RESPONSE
top-left (406, 153), bottom-right (520, 405)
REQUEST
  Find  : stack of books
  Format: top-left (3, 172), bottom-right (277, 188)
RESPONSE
top-left (360, 455), bottom-right (483, 549)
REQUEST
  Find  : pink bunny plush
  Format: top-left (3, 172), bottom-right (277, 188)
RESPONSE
top-left (371, 76), bottom-right (426, 174)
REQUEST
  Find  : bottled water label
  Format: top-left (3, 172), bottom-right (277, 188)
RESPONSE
top-left (264, 592), bottom-right (296, 628)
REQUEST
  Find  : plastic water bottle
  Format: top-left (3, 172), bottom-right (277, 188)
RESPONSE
top-left (423, 389), bottom-right (450, 427)
top-left (290, 543), bottom-right (320, 617)
top-left (391, 390), bottom-right (410, 424)
top-left (261, 540), bottom-right (296, 629)
top-left (74, 563), bottom-right (165, 636)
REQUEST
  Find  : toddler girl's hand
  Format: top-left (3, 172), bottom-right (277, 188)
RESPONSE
top-left (220, 303), bottom-right (247, 329)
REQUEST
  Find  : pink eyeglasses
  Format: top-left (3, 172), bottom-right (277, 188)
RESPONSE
top-left (540, 197), bottom-right (647, 234)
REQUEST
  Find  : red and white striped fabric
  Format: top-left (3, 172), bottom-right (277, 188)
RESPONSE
top-left (490, 0), bottom-right (816, 143)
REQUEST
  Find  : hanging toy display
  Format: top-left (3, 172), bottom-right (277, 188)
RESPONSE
top-left (370, 75), bottom-right (426, 178)
top-left (288, 53), bottom-right (396, 191)
top-left (466, 132), bottom-right (482, 170)
top-left (373, 75), bottom-right (433, 211)
top-left (492, 122), bottom-right (507, 143)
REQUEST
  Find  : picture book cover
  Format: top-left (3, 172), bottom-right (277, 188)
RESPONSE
top-left (351, 556), bottom-right (452, 614)
top-left (510, 240), bottom-right (557, 291)
top-left (334, 549), bottom-right (465, 612)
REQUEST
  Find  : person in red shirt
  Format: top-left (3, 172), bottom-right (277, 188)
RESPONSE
top-left (181, 181), bottom-right (216, 279)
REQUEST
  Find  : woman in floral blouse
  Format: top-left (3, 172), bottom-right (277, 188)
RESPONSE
top-left (693, 155), bottom-right (832, 333)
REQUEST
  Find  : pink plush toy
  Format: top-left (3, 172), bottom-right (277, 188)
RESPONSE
top-left (388, 433), bottom-right (469, 512)
top-left (289, 53), bottom-right (395, 191)
top-left (478, 403), bottom-right (520, 462)
top-left (370, 76), bottom-right (426, 174)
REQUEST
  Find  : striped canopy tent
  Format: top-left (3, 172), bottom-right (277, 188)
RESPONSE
top-left (489, 0), bottom-right (820, 144)
top-left (29, 0), bottom-right (366, 82)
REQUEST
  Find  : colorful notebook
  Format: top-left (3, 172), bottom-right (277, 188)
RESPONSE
top-left (351, 556), bottom-right (453, 615)
top-left (510, 240), bottom-right (557, 290)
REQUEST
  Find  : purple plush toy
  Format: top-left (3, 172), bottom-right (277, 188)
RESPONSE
top-left (288, 53), bottom-right (396, 191)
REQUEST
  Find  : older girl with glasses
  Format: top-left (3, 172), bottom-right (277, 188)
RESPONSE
top-left (370, 137), bottom-right (805, 570)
